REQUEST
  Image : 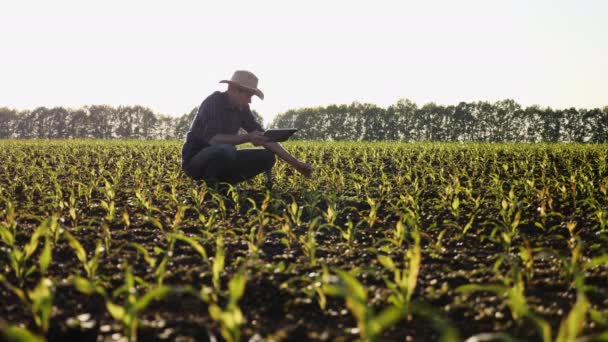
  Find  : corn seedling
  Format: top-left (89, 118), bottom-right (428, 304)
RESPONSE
top-left (0, 275), bottom-right (54, 334)
top-left (324, 269), bottom-right (408, 342)
top-left (105, 267), bottom-right (173, 342)
top-left (457, 265), bottom-right (551, 342)
top-left (299, 219), bottom-right (319, 267)
top-left (203, 268), bottom-right (248, 342)
top-left (377, 223), bottom-right (421, 313)
top-left (64, 231), bottom-right (104, 281)
top-left (5, 221), bottom-right (47, 287)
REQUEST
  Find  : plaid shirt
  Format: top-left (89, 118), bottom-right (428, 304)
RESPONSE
top-left (181, 91), bottom-right (263, 165)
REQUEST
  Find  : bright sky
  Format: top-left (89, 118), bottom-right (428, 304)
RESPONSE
top-left (1, 0), bottom-right (607, 124)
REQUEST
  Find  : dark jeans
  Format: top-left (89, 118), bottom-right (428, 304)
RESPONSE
top-left (183, 144), bottom-right (275, 185)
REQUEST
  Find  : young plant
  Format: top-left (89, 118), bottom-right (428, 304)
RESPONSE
top-left (456, 265), bottom-right (551, 342)
top-left (279, 220), bottom-right (297, 248)
top-left (5, 221), bottom-right (47, 286)
top-left (212, 235), bottom-right (225, 293)
top-left (127, 241), bottom-right (176, 286)
top-left (64, 231), bottom-right (104, 281)
top-left (286, 197), bottom-right (303, 226)
top-left (555, 289), bottom-right (589, 342)
top-left (226, 184), bottom-right (241, 214)
top-left (377, 224), bottom-right (421, 313)
top-left (191, 186), bottom-right (208, 208)
top-left (0, 200), bottom-right (17, 243)
top-left (0, 275), bottom-right (54, 334)
top-left (323, 269), bottom-right (407, 342)
top-left (338, 219), bottom-right (357, 246)
top-left (105, 267), bottom-right (173, 342)
top-left (201, 268), bottom-right (248, 342)
top-left (365, 196), bottom-right (380, 229)
top-left (171, 233), bottom-right (209, 265)
top-left (134, 187), bottom-right (159, 218)
top-left (99, 178), bottom-right (116, 222)
top-left (299, 219), bottom-right (319, 267)
top-left (247, 216), bottom-right (268, 255)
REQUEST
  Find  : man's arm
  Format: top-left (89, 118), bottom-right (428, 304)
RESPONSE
top-left (209, 131), bottom-right (270, 146)
top-left (262, 141), bottom-right (313, 177)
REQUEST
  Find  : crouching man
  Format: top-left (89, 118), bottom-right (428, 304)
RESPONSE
top-left (181, 70), bottom-right (313, 187)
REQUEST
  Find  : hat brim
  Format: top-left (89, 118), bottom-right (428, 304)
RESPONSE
top-left (220, 80), bottom-right (264, 100)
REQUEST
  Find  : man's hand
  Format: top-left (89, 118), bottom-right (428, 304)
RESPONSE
top-left (247, 130), bottom-right (271, 146)
top-left (294, 161), bottom-right (314, 178)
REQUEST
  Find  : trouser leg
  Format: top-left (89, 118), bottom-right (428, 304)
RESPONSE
top-left (183, 145), bottom-right (275, 185)
top-left (221, 148), bottom-right (276, 184)
top-left (183, 144), bottom-right (237, 182)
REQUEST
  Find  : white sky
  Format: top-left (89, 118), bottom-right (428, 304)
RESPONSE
top-left (1, 0), bottom-right (607, 124)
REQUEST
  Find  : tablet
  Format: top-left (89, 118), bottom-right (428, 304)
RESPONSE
top-left (263, 128), bottom-right (299, 142)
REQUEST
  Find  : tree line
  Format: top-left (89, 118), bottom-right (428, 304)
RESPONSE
top-left (0, 105), bottom-right (264, 140)
top-left (0, 105), bottom-right (188, 140)
top-left (1, 99), bottom-right (607, 142)
top-left (270, 99), bottom-right (608, 143)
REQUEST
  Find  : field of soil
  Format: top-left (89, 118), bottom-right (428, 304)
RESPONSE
top-left (1, 140), bottom-right (608, 341)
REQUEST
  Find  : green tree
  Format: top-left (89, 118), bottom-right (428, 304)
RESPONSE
top-left (588, 106), bottom-right (608, 143)
top-left (87, 105), bottom-right (116, 138)
top-left (541, 108), bottom-right (562, 142)
top-left (523, 105), bottom-right (545, 142)
top-left (389, 99), bottom-right (418, 141)
top-left (0, 107), bottom-right (18, 139)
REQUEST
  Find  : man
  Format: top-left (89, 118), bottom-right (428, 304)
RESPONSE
top-left (181, 70), bottom-right (313, 187)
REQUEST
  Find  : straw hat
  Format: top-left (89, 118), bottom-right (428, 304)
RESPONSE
top-left (220, 70), bottom-right (264, 100)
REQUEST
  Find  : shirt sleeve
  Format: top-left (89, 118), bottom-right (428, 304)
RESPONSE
top-left (240, 107), bottom-right (264, 133)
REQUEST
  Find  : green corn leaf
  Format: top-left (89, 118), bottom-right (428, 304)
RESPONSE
top-left (528, 315), bottom-right (551, 342)
top-left (452, 197), bottom-right (459, 211)
top-left (227, 272), bottom-right (247, 306)
top-left (73, 276), bottom-right (98, 295)
top-left (39, 236), bottom-right (52, 275)
top-left (24, 224), bottom-right (45, 260)
top-left (556, 293), bottom-right (589, 342)
top-left (377, 255), bottom-right (396, 271)
top-left (335, 270), bottom-right (367, 302)
top-left (112, 284), bottom-right (129, 298)
top-left (0, 325), bottom-right (45, 342)
top-left (511, 211), bottom-right (521, 230)
top-left (28, 278), bottom-right (54, 332)
top-left (64, 230), bottom-right (87, 265)
top-left (9, 249), bottom-right (22, 271)
top-left (172, 233), bottom-right (208, 262)
top-left (406, 229), bottom-right (422, 303)
top-left (502, 199), bottom-right (509, 211)
top-left (583, 254), bottom-right (608, 270)
top-left (25, 265), bottom-right (37, 278)
top-left (0, 275), bottom-right (27, 303)
top-left (129, 243), bottom-right (156, 268)
top-left (147, 217), bottom-right (164, 231)
top-left (315, 286), bottom-right (327, 310)
top-left (462, 215), bottom-right (475, 235)
top-left (370, 304), bottom-right (406, 337)
top-left (589, 308), bottom-right (608, 326)
top-left (208, 303), bottom-right (223, 322)
top-left (213, 236), bottom-right (225, 291)
top-left (0, 224), bottom-right (14, 245)
top-left (133, 286), bottom-right (171, 313)
top-left (125, 267), bottom-right (135, 294)
top-left (106, 301), bottom-right (125, 321)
